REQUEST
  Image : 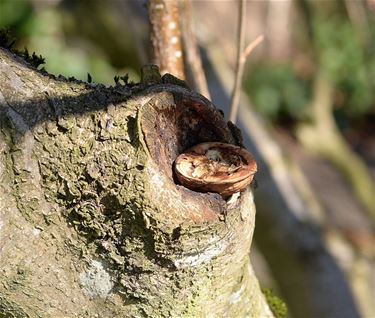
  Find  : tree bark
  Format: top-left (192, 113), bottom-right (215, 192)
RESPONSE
top-left (0, 48), bottom-right (271, 317)
top-left (148, 0), bottom-right (185, 79)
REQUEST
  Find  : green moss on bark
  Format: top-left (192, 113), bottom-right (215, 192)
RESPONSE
top-left (0, 47), bottom-right (272, 317)
top-left (262, 288), bottom-right (288, 318)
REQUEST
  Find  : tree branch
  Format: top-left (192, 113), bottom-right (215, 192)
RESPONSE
top-left (148, 0), bottom-right (185, 79)
top-left (228, 0), bottom-right (263, 123)
top-left (179, 0), bottom-right (211, 98)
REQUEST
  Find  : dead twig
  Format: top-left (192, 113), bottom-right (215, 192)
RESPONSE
top-left (228, 0), bottom-right (263, 123)
top-left (243, 35), bottom-right (264, 62)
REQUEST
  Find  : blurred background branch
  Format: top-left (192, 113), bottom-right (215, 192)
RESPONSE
top-left (178, 0), bottom-right (210, 98)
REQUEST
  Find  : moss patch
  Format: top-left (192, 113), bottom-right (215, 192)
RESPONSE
top-left (262, 288), bottom-right (288, 318)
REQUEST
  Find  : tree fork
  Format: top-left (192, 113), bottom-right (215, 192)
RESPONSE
top-left (0, 49), bottom-right (272, 317)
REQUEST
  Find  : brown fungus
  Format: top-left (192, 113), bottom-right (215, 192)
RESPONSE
top-left (174, 142), bottom-right (257, 198)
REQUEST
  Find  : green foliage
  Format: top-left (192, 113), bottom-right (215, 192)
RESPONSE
top-left (245, 13), bottom-right (375, 124)
top-left (245, 64), bottom-right (310, 121)
top-left (0, 0), bottom-right (138, 84)
top-left (262, 288), bottom-right (288, 318)
top-left (0, 0), bottom-right (33, 30)
top-left (313, 16), bottom-right (374, 116)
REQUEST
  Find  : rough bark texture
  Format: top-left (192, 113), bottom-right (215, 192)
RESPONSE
top-left (0, 48), bottom-right (271, 317)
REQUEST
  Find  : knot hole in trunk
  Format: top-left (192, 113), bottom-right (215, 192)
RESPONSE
top-left (140, 90), bottom-right (233, 184)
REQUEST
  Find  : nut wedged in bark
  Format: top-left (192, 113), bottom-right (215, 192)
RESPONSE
top-left (174, 142), bottom-right (257, 197)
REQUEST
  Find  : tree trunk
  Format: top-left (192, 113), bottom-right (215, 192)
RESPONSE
top-left (0, 48), bottom-right (271, 317)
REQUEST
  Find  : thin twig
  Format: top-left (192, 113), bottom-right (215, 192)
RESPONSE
top-left (228, 0), bottom-right (246, 123)
top-left (243, 35), bottom-right (264, 61)
top-left (179, 0), bottom-right (211, 98)
top-left (228, 0), bottom-right (263, 123)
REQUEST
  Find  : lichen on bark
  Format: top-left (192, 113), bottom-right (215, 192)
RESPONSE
top-left (0, 48), bottom-right (272, 317)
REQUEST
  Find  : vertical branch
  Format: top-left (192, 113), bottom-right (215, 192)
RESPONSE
top-left (148, 0), bottom-right (185, 79)
top-left (179, 0), bottom-right (211, 99)
top-left (265, 0), bottom-right (292, 60)
top-left (228, 0), bottom-right (263, 123)
top-left (228, 0), bottom-right (247, 123)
